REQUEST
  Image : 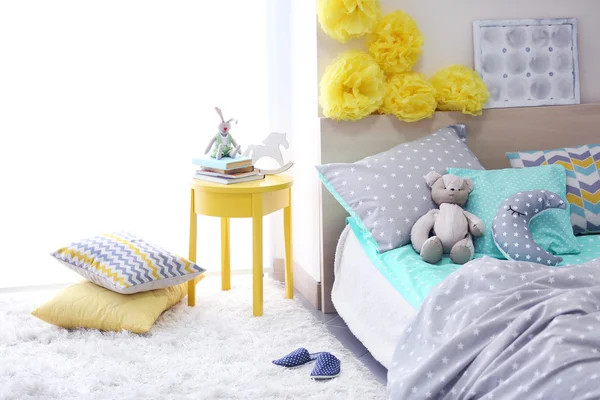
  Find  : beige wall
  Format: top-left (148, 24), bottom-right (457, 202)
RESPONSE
top-left (314, 0), bottom-right (600, 282)
top-left (308, 0), bottom-right (600, 283)
top-left (318, 0), bottom-right (600, 106)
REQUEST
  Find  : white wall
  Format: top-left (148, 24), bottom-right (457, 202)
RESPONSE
top-left (269, 1), bottom-right (321, 282)
top-left (318, 0), bottom-right (600, 107)
top-left (268, 1), bottom-right (321, 283)
top-left (289, 1), bottom-right (322, 282)
top-left (267, 0), bottom-right (292, 275)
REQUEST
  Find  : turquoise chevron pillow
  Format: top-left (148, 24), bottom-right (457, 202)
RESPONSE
top-left (447, 165), bottom-right (580, 258)
top-left (51, 232), bottom-right (205, 294)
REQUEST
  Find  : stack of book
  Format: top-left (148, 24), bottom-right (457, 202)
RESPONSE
top-left (192, 156), bottom-right (265, 184)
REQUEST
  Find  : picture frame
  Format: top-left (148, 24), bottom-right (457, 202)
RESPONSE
top-left (473, 18), bottom-right (580, 109)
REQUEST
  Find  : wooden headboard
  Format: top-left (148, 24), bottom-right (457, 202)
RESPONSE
top-left (319, 104), bottom-right (600, 313)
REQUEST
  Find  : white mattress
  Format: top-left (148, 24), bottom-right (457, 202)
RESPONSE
top-left (331, 225), bottom-right (416, 369)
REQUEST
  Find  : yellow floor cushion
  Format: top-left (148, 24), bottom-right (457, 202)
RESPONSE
top-left (32, 280), bottom-right (192, 333)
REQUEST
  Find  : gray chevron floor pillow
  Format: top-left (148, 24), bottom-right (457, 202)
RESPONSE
top-left (51, 231), bottom-right (205, 294)
top-left (317, 125), bottom-right (484, 252)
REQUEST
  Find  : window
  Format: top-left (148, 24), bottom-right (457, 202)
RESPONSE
top-left (0, 1), bottom-right (273, 287)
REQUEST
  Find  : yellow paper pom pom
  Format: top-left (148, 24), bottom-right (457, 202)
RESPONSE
top-left (317, 0), bottom-right (381, 44)
top-left (368, 10), bottom-right (424, 75)
top-left (430, 65), bottom-right (490, 116)
top-left (320, 51), bottom-right (385, 121)
top-left (379, 73), bottom-right (437, 122)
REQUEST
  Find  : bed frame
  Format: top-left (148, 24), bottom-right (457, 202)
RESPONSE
top-left (319, 104), bottom-right (600, 313)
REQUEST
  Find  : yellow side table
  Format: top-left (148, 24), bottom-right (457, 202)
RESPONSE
top-left (187, 174), bottom-right (294, 316)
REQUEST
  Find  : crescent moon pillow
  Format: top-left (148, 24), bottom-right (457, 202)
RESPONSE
top-left (448, 165), bottom-right (579, 258)
top-left (492, 190), bottom-right (567, 266)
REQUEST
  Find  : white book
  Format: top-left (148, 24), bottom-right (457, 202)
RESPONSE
top-left (193, 173), bottom-right (265, 185)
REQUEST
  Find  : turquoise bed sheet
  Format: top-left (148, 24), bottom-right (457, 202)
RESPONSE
top-left (347, 217), bottom-right (600, 309)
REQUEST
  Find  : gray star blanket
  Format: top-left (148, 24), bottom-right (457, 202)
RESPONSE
top-left (388, 256), bottom-right (600, 400)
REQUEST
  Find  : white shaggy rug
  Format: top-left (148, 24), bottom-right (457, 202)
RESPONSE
top-left (0, 276), bottom-right (385, 400)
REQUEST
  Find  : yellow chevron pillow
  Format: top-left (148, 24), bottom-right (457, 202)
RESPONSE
top-left (32, 281), bottom-right (188, 333)
top-left (51, 232), bottom-right (204, 294)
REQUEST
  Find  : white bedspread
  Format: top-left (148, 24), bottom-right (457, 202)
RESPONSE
top-left (332, 225), bottom-right (416, 369)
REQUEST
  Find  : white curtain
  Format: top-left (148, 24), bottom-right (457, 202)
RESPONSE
top-left (0, 1), bottom-right (274, 287)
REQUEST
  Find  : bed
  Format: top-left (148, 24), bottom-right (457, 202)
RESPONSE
top-left (332, 224), bottom-right (414, 369)
top-left (334, 218), bottom-right (600, 369)
top-left (319, 104), bottom-right (600, 376)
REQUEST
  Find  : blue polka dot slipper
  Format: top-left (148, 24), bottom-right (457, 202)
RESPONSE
top-left (272, 348), bottom-right (323, 369)
top-left (310, 352), bottom-right (341, 380)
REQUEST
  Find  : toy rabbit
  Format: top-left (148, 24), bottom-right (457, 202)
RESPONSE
top-left (204, 107), bottom-right (242, 159)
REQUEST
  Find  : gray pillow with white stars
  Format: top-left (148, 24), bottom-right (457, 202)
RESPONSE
top-left (492, 190), bottom-right (567, 266)
top-left (317, 125), bottom-right (484, 252)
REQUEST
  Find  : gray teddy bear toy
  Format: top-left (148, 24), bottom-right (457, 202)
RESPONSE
top-left (410, 171), bottom-right (486, 264)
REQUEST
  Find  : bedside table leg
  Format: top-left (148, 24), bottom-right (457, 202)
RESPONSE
top-left (188, 189), bottom-right (197, 307)
top-left (252, 193), bottom-right (263, 316)
top-left (283, 190), bottom-right (294, 299)
top-left (187, 280), bottom-right (196, 307)
top-left (221, 217), bottom-right (231, 291)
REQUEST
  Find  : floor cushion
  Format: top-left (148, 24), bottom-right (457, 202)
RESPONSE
top-left (31, 280), bottom-right (192, 333)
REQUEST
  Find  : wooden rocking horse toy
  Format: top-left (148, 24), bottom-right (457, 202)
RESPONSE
top-left (244, 132), bottom-right (294, 175)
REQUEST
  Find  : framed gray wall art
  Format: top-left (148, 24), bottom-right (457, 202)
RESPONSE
top-left (473, 18), bottom-right (580, 109)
